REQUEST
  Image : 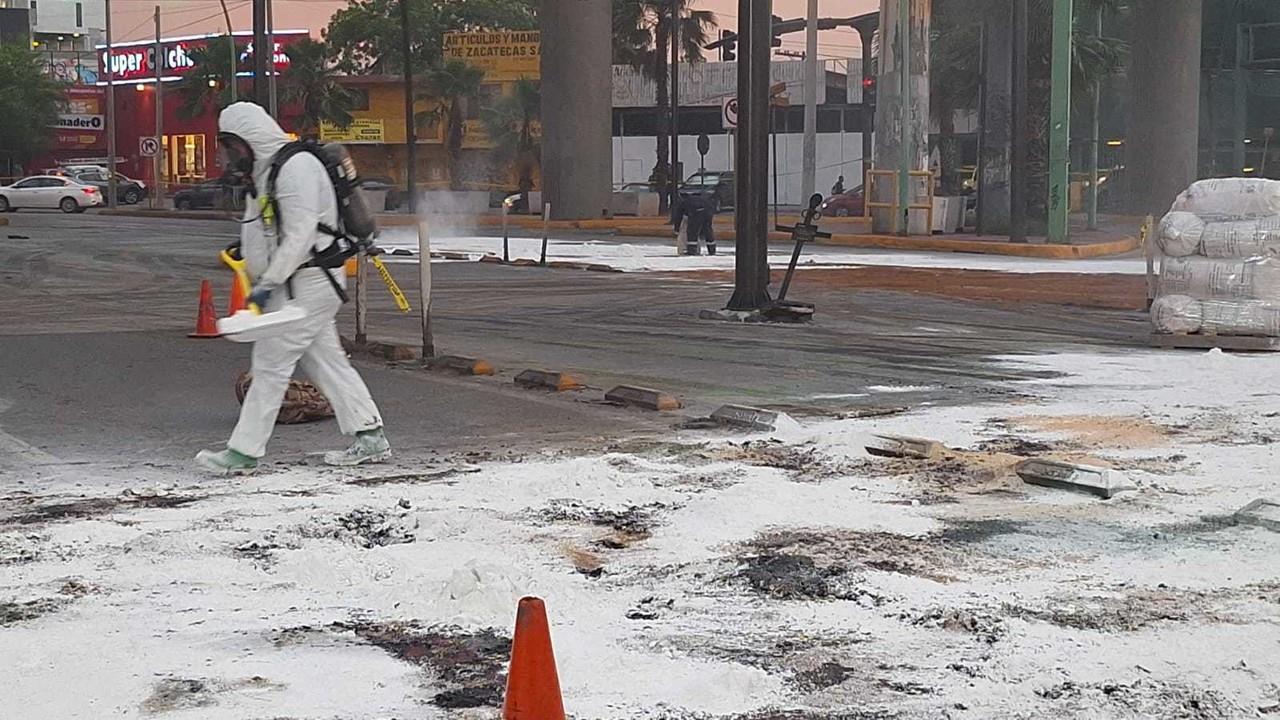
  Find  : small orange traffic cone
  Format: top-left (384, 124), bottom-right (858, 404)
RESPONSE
top-left (188, 279), bottom-right (221, 338)
top-left (226, 272), bottom-right (248, 315)
top-left (502, 597), bottom-right (565, 720)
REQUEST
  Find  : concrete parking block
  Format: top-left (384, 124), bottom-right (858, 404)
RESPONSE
top-left (605, 385), bottom-right (681, 411)
top-left (427, 355), bottom-right (496, 376)
top-left (865, 434), bottom-right (945, 460)
top-left (515, 369), bottom-right (584, 391)
top-left (1234, 499), bottom-right (1280, 532)
top-left (1016, 458), bottom-right (1134, 499)
top-left (711, 405), bottom-right (779, 431)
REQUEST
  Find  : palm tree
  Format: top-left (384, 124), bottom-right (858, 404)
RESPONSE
top-left (0, 45), bottom-right (64, 176)
top-left (280, 38), bottom-right (355, 137)
top-left (613, 0), bottom-right (717, 213)
top-left (482, 77), bottom-right (541, 194)
top-left (416, 59), bottom-right (485, 190)
top-left (176, 35), bottom-right (247, 120)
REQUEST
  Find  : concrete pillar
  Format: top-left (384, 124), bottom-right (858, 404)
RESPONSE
top-left (978, 7), bottom-right (1012, 234)
top-left (1128, 0), bottom-right (1202, 215)
top-left (873, 0), bottom-right (930, 234)
top-left (540, 0), bottom-right (612, 220)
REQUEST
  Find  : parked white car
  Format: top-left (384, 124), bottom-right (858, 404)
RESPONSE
top-left (0, 175), bottom-right (104, 213)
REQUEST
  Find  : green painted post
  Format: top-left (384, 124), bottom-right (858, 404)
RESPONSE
top-left (1086, 6), bottom-right (1101, 230)
top-left (1047, 0), bottom-right (1073, 243)
top-left (897, 0), bottom-right (911, 235)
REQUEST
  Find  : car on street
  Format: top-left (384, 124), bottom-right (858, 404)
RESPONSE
top-left (68, 169), bottom-right (149, 205)
top-left (0, 175), bottom-right (103, 213)
top-left (819, 186), bottom-right (865, 217)
top-left (679, 171), bottom-right (735, 213)
top-left (615, 182), bottom-right (656, 193)
top-left (172, 178), bottom-right (248, 211)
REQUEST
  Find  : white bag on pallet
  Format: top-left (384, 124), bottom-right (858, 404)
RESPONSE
top-left (1200, 216), bottom-right (1280, 259)
top-left (1171, 178), bottom-right (1280, 220)
top-left (1150, 295), bottom-right (1203, 334)
top-left (1201, 300), bottom-right (1280, 337)
top-left (1159, 255), bottom-right (1280, 302)
top-left (1157, 211), bottom-right (1205, 257)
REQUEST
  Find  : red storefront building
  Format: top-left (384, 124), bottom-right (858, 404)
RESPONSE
top-left (91, 29), bottom-right (306, 190)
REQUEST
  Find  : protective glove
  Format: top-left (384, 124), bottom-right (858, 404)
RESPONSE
top-left (247, 284), bottom-right (275, 313)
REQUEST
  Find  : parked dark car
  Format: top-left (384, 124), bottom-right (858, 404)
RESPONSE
top-left (172, 179), bottom-right (247, 211)
top-left (819, 186), bottom-right (865, 217)
top-left (70, 169), bottom-right (148, 205)
top-left (679, 171), bottom-right (734, 213)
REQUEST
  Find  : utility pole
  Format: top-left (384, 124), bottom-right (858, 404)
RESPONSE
top-left (252, 0), bottom-right (268, 106)
top-left (400, 0), bottom-right (417, 213)
top-left (801, 0), bottom-right (818, 204)
top-left (1046, 0), bottom-right (1072, 243)
top-left (218, 0), bottom-right (237, 102)
top-left (153, 6), bottom-right (164, 209)
top-left (105, 0), bottom-right (117, 210)
top-left (670, 0), bottom-right (681, 225)
top-left (727, 0), bottom-right (772, 311)
top-left (895, 0), bottom-right (911, 235)
top-left (1010, 0), bottom-right (1029, 243)
top-left (267, 0), bottom-right (277, 117)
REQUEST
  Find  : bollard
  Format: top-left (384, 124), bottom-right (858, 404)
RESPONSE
top-left (417, 216), bottom-right (434, 358)
top-left (540, 202), bottom-right (551, 266)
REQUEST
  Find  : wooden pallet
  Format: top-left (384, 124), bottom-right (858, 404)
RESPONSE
top-left (1150, 332), bottom-right (1280, 351)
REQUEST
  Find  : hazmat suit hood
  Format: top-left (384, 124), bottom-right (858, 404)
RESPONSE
top-left (217, 102), bottom-right (292, 186)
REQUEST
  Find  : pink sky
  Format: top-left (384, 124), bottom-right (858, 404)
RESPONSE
top-left (115, 0), bottom-right (876, 59)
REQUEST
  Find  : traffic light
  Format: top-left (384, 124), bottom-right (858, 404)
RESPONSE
top-left (720, 30), bottom-right (736, 62)
top-left (861, 76), bottom-right (876, 106)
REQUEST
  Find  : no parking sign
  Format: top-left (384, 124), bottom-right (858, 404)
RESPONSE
top-left (721, 97), bottom-right (738, 130)
top-left (139, 136), bottom-right (160, 157)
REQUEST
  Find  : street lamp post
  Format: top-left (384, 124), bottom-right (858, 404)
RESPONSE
top-left (105, 0), bottom-right (117, 209)
top-left (726, 0), bottom-right (772, 311)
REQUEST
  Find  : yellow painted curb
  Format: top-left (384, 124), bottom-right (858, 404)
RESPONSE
top-left (818, 232), bottom-right (1141, 259)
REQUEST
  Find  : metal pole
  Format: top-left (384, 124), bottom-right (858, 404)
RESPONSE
top-left (1010, 0), bottom-right (1028, 243)
top-left (1086, 6), bottom-right (1101, 230)
top-left (354, 251), bottom-right (367, 344)
top-left (726, 0), bottom-right (772, 311)
top-left (771, 106), bottom-right (779, 227)
top-left (801, 0), bottom-right (817, 203)
top-left (540, 202), bottom-right (550, 265)
top-left (153, 6), bottom-right (164, 209)
top-left (859, 24), bottom-right (873, 183)
top-left (1047, 0), bottom-right (1072, 243)
top-left (670, 0), bottom-right (681, 225)
top-left (105, 0), bottom-right (118, 210)
top-left (896, 0), bottom-right (911, 235)
top-left (252, 0), bottom-right (268, 106)
top-left (417, 217), bottom-right (434, 358)
top-left (218, 0), bottom-right (237, 102)
top-left (266, 0), bottom-right (277, 118)
top-left (400, 0), bottom-right (417, 213)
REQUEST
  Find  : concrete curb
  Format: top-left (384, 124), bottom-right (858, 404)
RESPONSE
top-left (605, 385), bottom-right (682, 411)
top-left (819, 232), bottom-right (1142, 259)
top-left (427, 355), bottom-right (496, 376)
top-left (99, 208), bottom-right (237, 221)
top-left (515, 369), bottom-right (584, 392)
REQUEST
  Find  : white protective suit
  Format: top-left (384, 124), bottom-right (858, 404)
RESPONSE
top-left (218, 102), bottom-right (382, 458)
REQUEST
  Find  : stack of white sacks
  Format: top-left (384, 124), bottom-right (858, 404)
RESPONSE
top-left (1152, 178), bottom-right (1280, 337)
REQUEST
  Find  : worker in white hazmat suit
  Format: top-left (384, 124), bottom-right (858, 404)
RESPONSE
top-left (195, 102), bottom-right (390, 474)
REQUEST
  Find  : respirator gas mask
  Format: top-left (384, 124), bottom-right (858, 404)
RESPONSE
top-left (217, 132), bottom-right (256, 194)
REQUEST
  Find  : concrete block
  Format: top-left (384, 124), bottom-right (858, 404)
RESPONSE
top-left (1234, 499), bottom-right (1280, 532)
top-left (479, 255), bottom-right (503, 264)
top-left (515, 369), bottom-right (583, 392)
top-left (1015, 458), bottom-right (1134, 499)
top-left (711, 405), bottom-right (778, 431)
top-left (865, 434), bottom-right (945, 460)
top-left (427, 355), bottom-right (496, 376)
top-left (605, 385), bottom-right (681, 411)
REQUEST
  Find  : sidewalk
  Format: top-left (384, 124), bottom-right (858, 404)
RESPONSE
top-left (95, 205), bottom-right (1143, 260)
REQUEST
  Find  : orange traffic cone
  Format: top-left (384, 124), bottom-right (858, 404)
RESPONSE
top-left (226, 272), bottom-right (248, 315)
top-left (188, 279), bottom-right (221, 338)
top-left (502, 597), bottom-right (565, 720)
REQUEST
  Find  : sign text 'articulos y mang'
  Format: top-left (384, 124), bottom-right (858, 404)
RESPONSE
top-left (443, 31), bottom-right (540, 81)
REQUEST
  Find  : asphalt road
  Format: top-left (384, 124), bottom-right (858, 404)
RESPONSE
top-left (0, 211), bottom-right (1149, 470)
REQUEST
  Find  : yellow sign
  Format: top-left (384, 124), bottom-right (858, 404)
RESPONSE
top-left (443, 31), bottom-right (540, 81)
top-left (319, 119), bottom-right (386, 144)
